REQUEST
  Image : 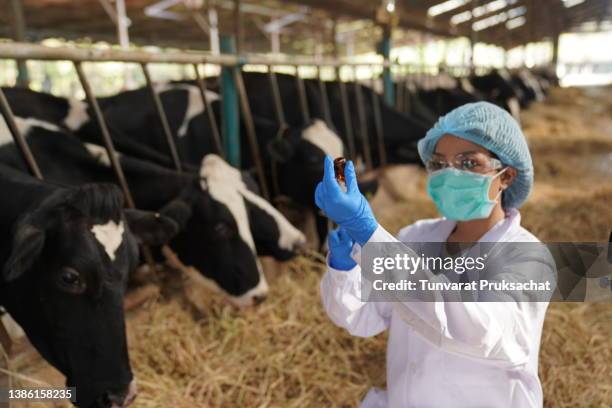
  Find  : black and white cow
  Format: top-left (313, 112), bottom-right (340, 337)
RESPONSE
top-left (510, 68), bottom-right (546, 108)
top-left (531, 66), bottom-right (558, 92)
top-left (2, 87), bottom-right (188, 171)
top-left (408, 73), bottom-right (484, 117)
top-left (392, 80), bottom-right (439, 125)
top-left (469, 69), bottom-right (523, 121)
top-left (0, 115), bottom-right (306, 307)
top-left (0, 163), bottom-right (178, 407)
top-left (308, 78), bottom-right (430, 166)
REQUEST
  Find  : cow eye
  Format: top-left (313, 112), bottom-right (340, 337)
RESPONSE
top-left (214, 222), bottom-right (235, 239)
top-left (57, 267), bottom-right (86, 294)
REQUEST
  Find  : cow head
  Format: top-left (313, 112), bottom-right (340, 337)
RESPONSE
top-left (266, 119), bottom-right (343, 207)
top-left (160, 155), bottom-right (305, 307)
top-left (202, 155), bottom-right (307, 261)
top-left (0, 183), bottom-right (178, 408)
top-left (267, 118), bottom-right (381, 203)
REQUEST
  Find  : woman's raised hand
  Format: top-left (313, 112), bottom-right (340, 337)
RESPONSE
top-left (314, 156), bottom-right (378, 245)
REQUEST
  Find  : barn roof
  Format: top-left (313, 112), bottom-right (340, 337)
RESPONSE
top-left (1, 0), bottom-right (610, 54)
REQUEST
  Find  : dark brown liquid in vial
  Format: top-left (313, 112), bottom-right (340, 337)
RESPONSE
top-left (334, 157), bottom-right (347, 184)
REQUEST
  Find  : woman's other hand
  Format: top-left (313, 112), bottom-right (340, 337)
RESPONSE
top-left (328, 227), bottom-right (357, 270)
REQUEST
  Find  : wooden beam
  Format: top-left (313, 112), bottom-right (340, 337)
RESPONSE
top-left (331, 17), bottom-right (339, 58)
top-left (432, 0), bottom-right (528, 24)
top-left (280, 0), bottom-right (457, 38)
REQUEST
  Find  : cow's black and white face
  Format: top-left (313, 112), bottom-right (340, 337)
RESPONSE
top-left (268, 119), bottom-right (345, 208)
top-left (168, 154), bottom-right (305, 307)
top-left (1, 184), bottom-right (177, 408)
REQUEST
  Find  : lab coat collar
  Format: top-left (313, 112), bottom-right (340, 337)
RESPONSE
top-left (441, 208), bottom-right (521, 243)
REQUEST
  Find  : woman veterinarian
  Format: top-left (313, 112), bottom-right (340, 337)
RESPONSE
top-left (315, 102), bottom-right (553, 407)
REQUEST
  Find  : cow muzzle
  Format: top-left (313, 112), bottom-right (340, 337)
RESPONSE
top-left (99, 379), bottom-right (137, 408)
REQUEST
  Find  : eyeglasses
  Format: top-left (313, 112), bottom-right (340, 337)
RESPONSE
top-left (425, 152), bottom-right (503, 174)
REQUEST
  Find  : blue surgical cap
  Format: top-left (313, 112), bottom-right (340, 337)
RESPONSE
top-left (417, 101), bottom-right (533, 209)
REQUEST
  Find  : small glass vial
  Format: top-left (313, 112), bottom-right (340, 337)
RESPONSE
top-left (334, 157), bottom-right (347, 192)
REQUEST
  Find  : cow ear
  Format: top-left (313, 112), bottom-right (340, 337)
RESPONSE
top-left (124, 209), bottom-right (180, 246)
top-left (158, 199), bottom-right (193, 231)
top-left (4, 224), bottom-right (46, 282)
top-left (357, 177), bottom-right (379, 198)
top-left (267, 138), bottom-right (295, 163)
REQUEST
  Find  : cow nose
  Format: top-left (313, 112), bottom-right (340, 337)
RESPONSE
top-left (252, 294), bottom-right (268, 305)
top-left (100, 380), bottom-right (138, 408)
top-left (291, 235), bottom-right (309, 256)
top-left (294, 235), bottom-right (308, 251)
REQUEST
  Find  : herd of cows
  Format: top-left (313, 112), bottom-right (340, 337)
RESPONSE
top-left (0, 66), bottom-right (554, 407)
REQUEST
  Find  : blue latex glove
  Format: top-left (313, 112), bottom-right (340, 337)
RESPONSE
top-left (314, 156), bottom-right (378, 246)
top-left (328, 228), bottom-right (357, 270)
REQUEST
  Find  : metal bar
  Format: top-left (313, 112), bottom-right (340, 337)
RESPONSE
top-left (469, 0), bottom-right (478, 74)
top-left (97, 0), bottom-right (119, 24)
top-left (267, 66), bottom-right (287, 128)
top-left (74, 61), bottom-right (135, 209)
top-left (220, 35), bottom-right (241, 167)
top-left (381, 26), bottom-right (394, 106)
top-left (115, 0), bottom-right (129, 48)
top-left (403, 75), bottom-right (412, 115)
top-left (141, 63), bottom-right (182, 173)
top-left (193, 63), bottom-right (224, 158)
top-left (352, 67), bottom-right (372, 171)
top-left (370, 65), bottom-right (386, 167)
top-left (551, 31), bottom-right (560, 67)
top-left (0, 42), bottom-right (396, 67)
top-left (9, 0), bottom-right (29, 86)
top-left (337, 67), bottom-right (356, 160)
top-left (270, 31), bottom-right (280, 54)
top-left (395, 71), bottom-right (404, 111)
top-left (234, 69), bottom-right (270, 201)
top-left (208, 7), bottom-right (220, 55)
top-left (316, 66), bottom-right (333, 126)
top-left (294, 65), bottom-right (310, 124)
top-left (266, 65), bottom-right (287, 198)
top-left (0, 87), bottom-right (43, 179)
top-left (234, 0), bottom-right (243, 53)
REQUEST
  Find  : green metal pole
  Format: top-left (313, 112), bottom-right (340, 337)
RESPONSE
top-left (220, 34), bottom-right (240, 167)
top-left (10, 0), bottom-right (29, 87)
top-left (380, 26), bottom-right (394, 106)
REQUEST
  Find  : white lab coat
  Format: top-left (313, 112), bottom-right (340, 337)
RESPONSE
top-left (321, 209), bottom-right (551, 408)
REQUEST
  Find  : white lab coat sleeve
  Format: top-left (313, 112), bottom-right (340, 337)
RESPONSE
top-left (320, 247), bottom-right (392, 338)
top-left (366, 225), bottom-right (553, 368)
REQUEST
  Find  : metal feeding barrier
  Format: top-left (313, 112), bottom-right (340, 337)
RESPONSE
top-left (0, 41), bottom-right (462, 208)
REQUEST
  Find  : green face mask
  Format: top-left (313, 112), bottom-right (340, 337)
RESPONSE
top-left (426, 167), bottom-right (506, 221)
